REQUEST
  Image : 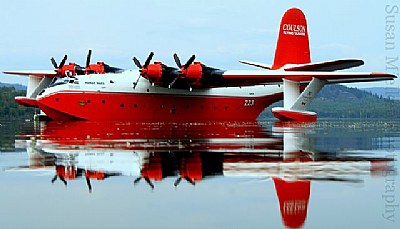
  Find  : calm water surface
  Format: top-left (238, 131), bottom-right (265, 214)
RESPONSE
top-left (0, 119), bottom-right (399, 229)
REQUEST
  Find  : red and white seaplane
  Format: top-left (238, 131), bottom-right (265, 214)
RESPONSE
top-left (3, 8), bottom-right (396, 121)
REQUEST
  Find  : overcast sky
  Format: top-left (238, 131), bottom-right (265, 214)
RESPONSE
top-left (0, 0), bottom-right (399, 87)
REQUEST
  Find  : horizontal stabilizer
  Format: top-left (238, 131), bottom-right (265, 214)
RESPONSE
top-left (239, 60), bottom-right (272, 70)
top-left (3, 70), bottom-right (58, 77)
top-left (284, 59), bottom-right (364, 71)
top-left (239, 59), bottom-right (364, 72)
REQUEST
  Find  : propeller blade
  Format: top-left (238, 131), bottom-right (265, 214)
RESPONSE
top-left (133, 57), bottom-right (142, 69)
top-left (173, 53), bottom-right (182, 68)
top-left (174, 177), bottom-right (182, 187)
top-left (86, 177), bottom-right (92, 193)
top-left (144, 177), bottom-right (155, 189)
top-left (50, 57), bottom-right (58, 69)
top-left (51, 175), bottom-right (58, 183)
top-left (59, 55), bottom-right (68, 69)
top-left (86, 50), bottom-right (92, 68)
top-left (59, 175), bottom-right (67, 186)
top-left (168, 75), bottom-right (180, 89)
top-left (185, 177), bottom-right (196, 186)
top-left (183, 55), bottom-right (195, 69)
top-left (144, 52), bottom-right (154, 68)
top-left (133, 74), bottom-right (141, 89)
top-left (133, 177), bottom-right (142, 185)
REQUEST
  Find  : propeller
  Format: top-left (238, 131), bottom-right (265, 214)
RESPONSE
top-left (51, 174), bottom-right (67, 186)
top-left (174, 176), bottom-right (196, 187)
top-left (132, 52), bottom-right (155, 88)
top-left (133, 52), bottom-right (154, 70)
top-left (50, 55), bottom-right (68, 73)
top-left (173, 53), bottom-right (195, 70)
top-left (170, 53), bottom-right (196, 90)
top-left (50, 54), bottom-right (86, 76)
top-left (133, 177), bottom-right (154, 189)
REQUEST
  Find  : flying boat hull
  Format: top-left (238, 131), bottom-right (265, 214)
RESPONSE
top-left (36, 80), bottom-right (283, 121)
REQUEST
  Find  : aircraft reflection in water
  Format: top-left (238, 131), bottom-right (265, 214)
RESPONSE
top-left (16, 121), bottom-right (394, 229)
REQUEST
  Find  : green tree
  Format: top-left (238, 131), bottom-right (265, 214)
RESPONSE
top-left (0, 87), bottom-right (35, 120)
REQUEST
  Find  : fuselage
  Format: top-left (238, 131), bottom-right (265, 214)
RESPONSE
top-left (36, 70), bottom-right (283, 121)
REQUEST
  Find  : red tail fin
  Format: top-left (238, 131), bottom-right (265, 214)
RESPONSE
top-left (272, 8), bottom-right (311, 70)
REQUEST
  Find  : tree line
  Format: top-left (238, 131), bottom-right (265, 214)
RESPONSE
top-left (0, 87), bottom-right (34, 120)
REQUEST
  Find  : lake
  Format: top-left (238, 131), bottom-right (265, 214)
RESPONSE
top-left (0, 119), bottom-right (399, 229)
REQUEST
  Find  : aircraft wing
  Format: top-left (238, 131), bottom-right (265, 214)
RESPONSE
top-left (214, 70), bottom-right (396, 87)
top-left (3, 70), bottom-right (58, 77)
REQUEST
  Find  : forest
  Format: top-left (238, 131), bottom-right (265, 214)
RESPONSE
top-left (0, 87), bottom-right (34, 120)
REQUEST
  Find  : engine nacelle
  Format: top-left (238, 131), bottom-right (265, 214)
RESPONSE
top-left (86, 62), bottom-right (105, 74)
top-left (140, 62), bottom-right (180, 87)
top-left (182, 62), bottom-right (224, 88)
top-left (144, 62), bottom-right (163, 84)
top-left (58, 62), bottom-right (84, 77)
top-left (184, 62), bottom-right (203, 85)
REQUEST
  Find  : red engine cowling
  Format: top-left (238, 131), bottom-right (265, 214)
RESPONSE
top-left (86, 62), bottom-right (105, 74)
top-left (59, 62), bottom-right (79, 77)
top-left (144, 62), bottom-right (163, 84)
top-left (184, 62), bottom-right (203, 86)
